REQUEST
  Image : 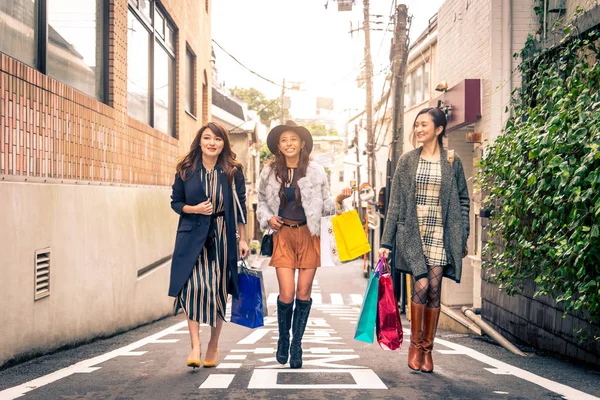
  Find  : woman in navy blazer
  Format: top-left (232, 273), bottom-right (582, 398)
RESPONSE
top-left (169, 122), bottom-right (248, 369)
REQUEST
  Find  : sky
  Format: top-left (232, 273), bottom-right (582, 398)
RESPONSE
top-left (212, 0), bottom-right (445, 132)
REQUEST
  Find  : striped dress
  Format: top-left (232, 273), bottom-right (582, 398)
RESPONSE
top-left (178, 166), bottom-right (228, 326)
top-left (415, 158), bottom-right (447, 267)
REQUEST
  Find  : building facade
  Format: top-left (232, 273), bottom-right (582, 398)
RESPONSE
top-left (0, 0), bottom-right (213, 366)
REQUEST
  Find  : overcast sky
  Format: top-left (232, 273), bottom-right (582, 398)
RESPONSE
top-left (212, 0), bottom-right (445, 129)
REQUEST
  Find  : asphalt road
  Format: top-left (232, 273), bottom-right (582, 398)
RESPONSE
top-left (1, 257), bottom-right (599, 400)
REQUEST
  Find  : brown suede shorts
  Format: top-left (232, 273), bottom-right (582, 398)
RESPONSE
top-left (269, 218), bottom-right (321, 269)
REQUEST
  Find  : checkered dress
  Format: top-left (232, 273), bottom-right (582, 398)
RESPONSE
top-left (415, 158), bottom-right (447, 267)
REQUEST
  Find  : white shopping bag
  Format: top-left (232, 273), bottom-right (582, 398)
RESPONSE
top-left (320, 216), bottom-right (342, 267)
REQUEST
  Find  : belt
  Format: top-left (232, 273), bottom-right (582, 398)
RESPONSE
top-left (282, 221), bottom-right (307, 228)
top-left (211, 211), bottom-right (225, 218)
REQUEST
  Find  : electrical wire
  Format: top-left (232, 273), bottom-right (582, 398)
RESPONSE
top-left (212, 39), bottom-right (290, 90)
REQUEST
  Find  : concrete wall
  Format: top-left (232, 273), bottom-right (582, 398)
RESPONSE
top-left (0, 0), bottom-right (213, 367)
top-left (0, 181), bottom-right (178, 365)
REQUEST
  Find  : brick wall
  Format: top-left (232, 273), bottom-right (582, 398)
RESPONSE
top-left (0, 0), bottom-right (213, 186)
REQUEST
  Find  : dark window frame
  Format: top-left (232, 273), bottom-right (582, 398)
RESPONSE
top-left (0, 0), bottom-right (109, 102)
top-left (185, 45), bottom-right (196, 117)
top-left (127, 0), bottom-right (177, 137)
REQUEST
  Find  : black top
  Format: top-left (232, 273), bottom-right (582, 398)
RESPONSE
top-left (278, 168), bottom-right (306, 222)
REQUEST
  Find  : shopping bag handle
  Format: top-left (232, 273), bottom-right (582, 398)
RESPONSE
top-left (377, 254), bottom-right (390, 275)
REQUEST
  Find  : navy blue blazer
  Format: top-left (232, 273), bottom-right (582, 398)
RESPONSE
top-left (168, 163), bottom-right (247, 298)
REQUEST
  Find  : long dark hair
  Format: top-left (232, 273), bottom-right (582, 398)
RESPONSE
top-left (268, 136), bottom-right (310, 209)
top-left (411, 107), bottom-right (447, 148)
top-left (176, 122), bottom-right (243, 183)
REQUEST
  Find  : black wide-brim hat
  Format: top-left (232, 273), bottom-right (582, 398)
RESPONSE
top-left (266, 120), bottom-right (313, 155)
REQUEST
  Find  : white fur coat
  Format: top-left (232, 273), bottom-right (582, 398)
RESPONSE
top-left (257, 162), bottom-right (336, 236)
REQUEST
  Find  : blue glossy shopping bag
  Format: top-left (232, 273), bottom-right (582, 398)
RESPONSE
top-left (354, 258), bottom-right (382, 343)
top-left (231, 262), bottom-right (264, 329)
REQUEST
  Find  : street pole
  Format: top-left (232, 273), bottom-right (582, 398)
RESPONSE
top-left (363, 0), bottom-right (375, 189)
top-left (388, 3), bottom-right (409, 311)
top-left (354, 124), bottom-right (361, 218)
top-left (390, 4), bottom-right (409, 174)
top-left (280, 78), bottom-right (286, 123)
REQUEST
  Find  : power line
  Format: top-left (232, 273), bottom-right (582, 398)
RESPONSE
top-left (212, 39), bottom-right (290, 90)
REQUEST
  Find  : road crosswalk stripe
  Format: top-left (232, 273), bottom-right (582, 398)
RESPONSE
top-left (312, 293), bottom-right (322, 304)
top-left (330, 293), bottom-right (344, 305)
top-left (350, 294), bottom-right (363, 305)
top-left (199, 374), bottom-right (235, 389)
top-left (267, 292), bottom-right (364, 306)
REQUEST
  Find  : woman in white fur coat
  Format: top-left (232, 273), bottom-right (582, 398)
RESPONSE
top-left (257, 120), bottom-right (352, 369)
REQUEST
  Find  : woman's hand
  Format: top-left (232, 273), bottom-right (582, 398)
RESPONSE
top-left (378, 248), bottom-right (390, 259)
top-left (269, 216), bottom-right (283, 232)
top-left (336, 187), bottom-right (353, 204)
top-left (192, 200), bottom-right (213, 215)
top-left (239, 239), bottom-right (249, 259)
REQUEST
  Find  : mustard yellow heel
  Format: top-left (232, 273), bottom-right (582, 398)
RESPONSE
top-left (203, 348), bottom-right (219, 368)
top-left (187, 349), bottom-right (201, 369)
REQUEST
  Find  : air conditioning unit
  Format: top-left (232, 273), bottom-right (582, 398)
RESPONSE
top-left (337, 0), bottom-right (354, 12)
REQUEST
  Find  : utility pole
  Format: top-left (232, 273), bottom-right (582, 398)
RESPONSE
top-left (363, 0), bottom-right (375, 189)
top-left (389, 4), bottom-right (409, 194)
top-left (387, 3), bottom-right (410, 311)
top-left (280, 78), bottom-right (286, 123)
top-left (354, 124), bottom-right (362, 216)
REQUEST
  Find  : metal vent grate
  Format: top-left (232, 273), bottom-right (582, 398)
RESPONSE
top-left (34, 248), bottom-right (51, 300)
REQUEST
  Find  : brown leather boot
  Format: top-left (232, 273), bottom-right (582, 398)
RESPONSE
top-left (408, 302), bottom-right (425, 371)
top-left (421, 307), bottom-right (441, 373)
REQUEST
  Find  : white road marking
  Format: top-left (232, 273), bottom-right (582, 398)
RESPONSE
top-left (237, 329), bottom-right (272, 345)
top-left (437, 350), bottom-right (464, 355)
top-left (350, 294), bottom-right (363, 305)
top-left (267, 293), bottom-right (278, 305)
top-left (199, 374), bottom-right (235, 389)
top-left (217, 363), bottom-right (242, 369)
top-left (434, 338), bottom-right (599, 400)
top-left (149, 339), bottom-right (179, 344)
top-left (224, 355), bottom-right (247, 360)
top-left (248, 369), bottom-right (387, 389)
top-left (74, 367), bottom-right (102, 373)
top-left (494, 391), bottom-right (509, 395)
top-left (330, 293), bottom-right (344, 305)
top-left (230, 348), bottom-right (274, 354)
top-left (312, 293), bottom-right (322, 304)
top-left (120, 351), bottom-right (148, 356)
top-left (485, 368), bottom-right (513, 375)
top-left (0, 320), bottom-right (188, 400)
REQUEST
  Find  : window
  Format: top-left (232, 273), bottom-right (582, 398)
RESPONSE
top-left (0, 0), bottom-right (106, 101)
top-left (405, 61), bottom-right (430, 109)
top-left (185, 47), bottom-right (195, 115)
top-left (127, 1), bottom-right (176, 137)
top-left (0, 1), bottom-right (38, 68)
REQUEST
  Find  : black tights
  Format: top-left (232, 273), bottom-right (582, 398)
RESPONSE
top-left (411, 265), bottom-right (443, 308)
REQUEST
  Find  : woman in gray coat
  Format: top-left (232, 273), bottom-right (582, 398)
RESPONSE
top-left (379, 107), bottom-right (470, 373)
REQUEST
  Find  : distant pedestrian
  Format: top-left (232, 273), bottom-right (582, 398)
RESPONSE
top-left (379, 107), bottom-right (470, 373)
top-left (168, 122), bottom-right (248, 369)
top-left (257, 120), bottom-right (352, 369)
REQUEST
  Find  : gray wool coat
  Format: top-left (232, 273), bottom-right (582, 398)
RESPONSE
top-left (381, 147), bottom-right (470, 283)
top-left (257, 161), bottom-right (337, 236)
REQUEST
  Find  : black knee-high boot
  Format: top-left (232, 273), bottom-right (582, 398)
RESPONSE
top-left (276, 296), bottom-right (294, 364)
top-left (290, 298), bottom-right (312, 369)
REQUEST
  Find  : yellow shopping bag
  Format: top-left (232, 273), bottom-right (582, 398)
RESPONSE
top-left (331, 209), bottom-right (371, 262)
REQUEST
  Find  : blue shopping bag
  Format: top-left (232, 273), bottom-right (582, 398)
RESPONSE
top-left (354, 258), bottom-right (382, 343)
top-left (231, 262), bottom-right (264, 329)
